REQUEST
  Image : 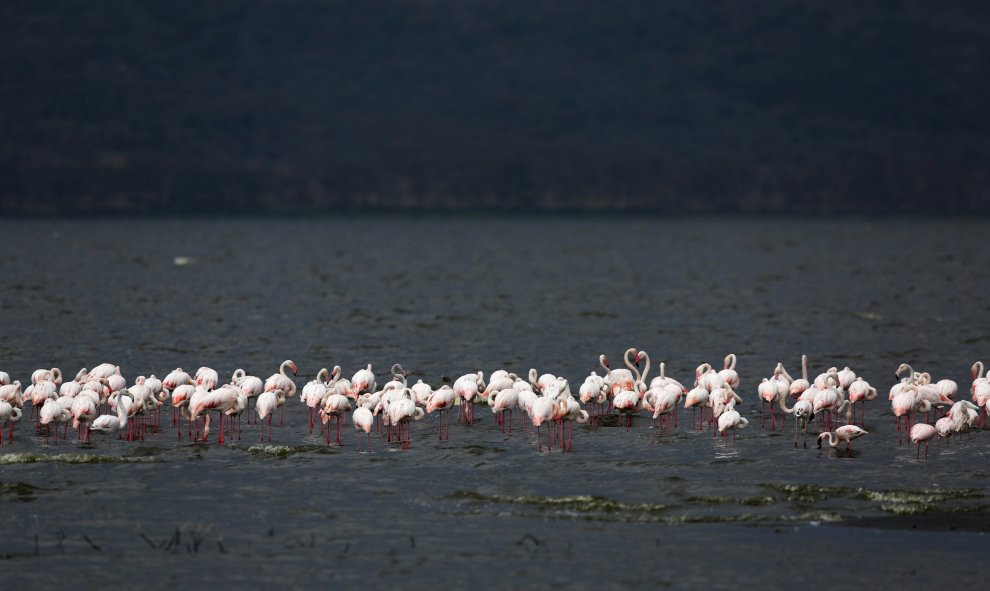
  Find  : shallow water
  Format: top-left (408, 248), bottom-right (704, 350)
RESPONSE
top-left (1, 217), bottom-right (989, 589)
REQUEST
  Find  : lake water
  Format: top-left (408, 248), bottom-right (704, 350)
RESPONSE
top-left (0, 216), bottom-right (988, 589)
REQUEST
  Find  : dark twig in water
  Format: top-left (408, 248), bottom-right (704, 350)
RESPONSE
top-left (517, 533), bottom-right (541, 547)
top-left (82, 534), bottom-right (101, 551)
top-left (341, 542), bottom-right (350, 555)
top-left (55, 529), bottom-right (66, 553)
top-left (409, 534), bottom-right (415, 549)
top-left (139, 532), bottom-right (156, 549)
top-left (162, 528), bottom-right (180, 552)
top-left (217, 539), bottom-right (226, 554)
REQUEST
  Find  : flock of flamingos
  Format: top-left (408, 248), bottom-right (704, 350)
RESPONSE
top-left (0, 349), bottom-right (986, 459)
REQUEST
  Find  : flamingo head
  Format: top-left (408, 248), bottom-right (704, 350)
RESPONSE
top-left (637, 352), bottom-right (647, 364)
top-left (291, 362), bottom-right (298, 376)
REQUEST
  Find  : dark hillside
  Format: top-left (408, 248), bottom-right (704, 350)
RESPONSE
top-left (1, 1), bottom-right (988, 213)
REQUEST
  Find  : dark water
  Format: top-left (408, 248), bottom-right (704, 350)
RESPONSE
top-left (1, 217), bottom-right (988, 589)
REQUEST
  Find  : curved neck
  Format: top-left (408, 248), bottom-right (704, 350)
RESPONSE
top-left (599, 356), bottom-right (610, 375)
top-left (823, 432), bottom-right (838, 447)
top-left (280, 360), bottom-right (292, 377)
top-left (725, 354), bottom-right (736, 371)
top-left (638, 352), bottom-right (651, 384)
top-left (777, 363), bottom-right (793, 383)
top-left (624, 350), bottom-right (641, 382)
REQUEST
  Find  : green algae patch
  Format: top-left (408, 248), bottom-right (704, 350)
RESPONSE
top-left (246, 444), bottom-right (322, 458)
top-left (448, 491), bottom-right (670, 515)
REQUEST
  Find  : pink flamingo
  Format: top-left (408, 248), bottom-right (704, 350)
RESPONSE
top-left (255, 390), bottom-right (280, 442)
top-left (426, 385), bottom-right (455, 440)
top-left (909, 423), bottom-right (937, 460)
top-left (718, 354), bottom-right (739, 389)
top-left (817, 425), bottom-right (868, 455)
top-left (265, 360), bottom-right (298, 425)
top-left (352, 406), bottom-right (374, 451)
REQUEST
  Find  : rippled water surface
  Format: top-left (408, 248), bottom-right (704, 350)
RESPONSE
top-left (1, 217), bottom-right (988, 589)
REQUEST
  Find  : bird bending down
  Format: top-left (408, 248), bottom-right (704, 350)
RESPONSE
top-left (817, 425), bottom-right (868, 455)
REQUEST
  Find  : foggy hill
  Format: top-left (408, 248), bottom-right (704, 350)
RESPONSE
top-left (1, 0), bottom-right (988, 214)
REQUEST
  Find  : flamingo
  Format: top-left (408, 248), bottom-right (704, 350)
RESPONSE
top-left (426, 385), bottom-right (455, 440)
top-left (411, 380), bottom-right (434, 407)
top-left (683, 386), bottom-right (710, 430)
top-left (0, 371), bottom-right (10, 386)
top-left (188, 386), bottom-right (241, 445)
top-left (352, 406), bottom-right (374, 451)
top-left (934, 416), bottom-right (954, 444)
top-left (718, 354), bottom-right (739, 389)
top-left (106, 374), bottom-right (127, 395)
top-left (87, 364), bottom-right (120, 381)
top-left (90, 391), bottom-right (134, 439)
top-left (255, 390), bottom-right (281, 442)
top-left (350, 364), bottom-right (375, 397)
top-left (162, 368), bottom-right (193, 392)
top-left (320, 393), bottom-right (352, 445)
top-left (195, 367), bottom-right (219, 391)
top-left (600, 348), bottom-right (639, 397)
top-left (59, 380), bottom-right (82, 399)
top-left (716, 399), bottom-right (748, 447)
top-left (784, 355), bottom-right (810, 399)
top-left (0, 381), bottom-right (24, 408)
top-left (556, 397), bottom-right (589, 451)
top-left (381, 364), bottom-right (408, 393)
top-left (490, 388), bottom-right (519, 433)
top-left (39, 398), bottom-right (70, 443)
top-left (812, 376), bottom-right (843, 431)
top-left (613, 382), bottom-right (647, 431)
top-left (779, 396), bottom-right (815, 448)
top-left (909, 423), bottom-right (937, 460)
top-left (695, 363), bottom-right (725, 392)
top-left (388, 395), bottom-right (424, 449)
top-left (846, 377), bottom-right (877, 425)
top-left (481, 371), bottom-right (516, 400)
top-left (650, 388), bottom-right (679, 434)
top-left (836, 367), bottom-right (857, 391)
top-left (302, 368), bottom-right (330, 433)
top-left (946, 400), bottom-right (980, 433)
top-left (265, 360), bottom-right (298, 425)
top-left (31, 367), bottom-right (63, 386)
top-left (29, 380), bottom-right (58, 417)
top-left (758, 366), bottom-right (788, 430)
top-left (817, 425), bottom-right (868, 454)
top-left (579, 372), bottom-right (608, 424)
top-left (232, 370), bottom-right (265, 423)
top-left (530, 396), bottom-right (555, 451)
top-left (453, 372), bottom-right (484, 424)
top-left (0, 401), bottom-right (21, 444)
top-left (70, 392), bottom-right (99, 442)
